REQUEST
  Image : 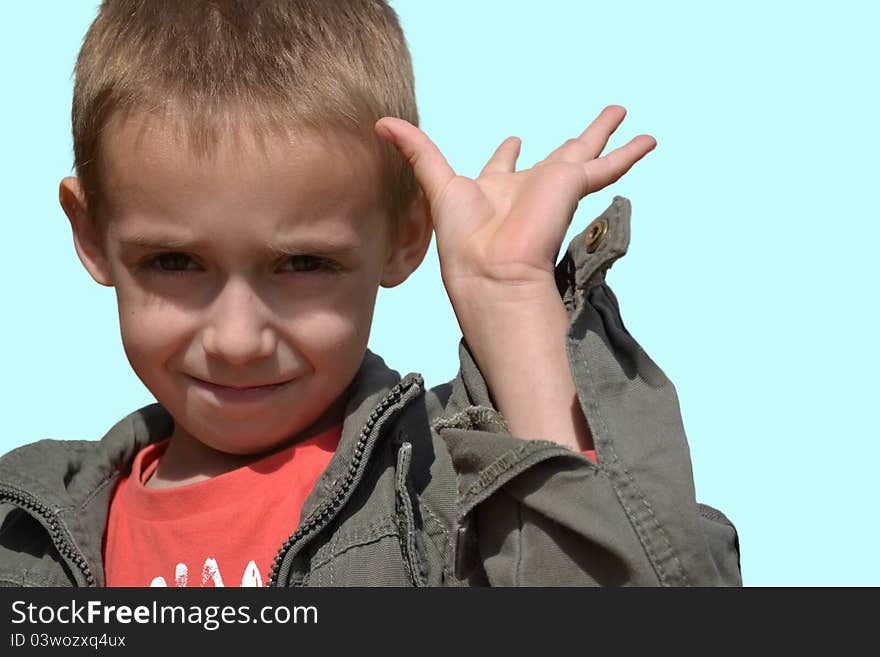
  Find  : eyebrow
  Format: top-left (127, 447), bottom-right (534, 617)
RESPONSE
top-left (265, 237), bottom-right (361, 259)
top-left (116, 232), bottom-right (362, 259)
top-left (117, 233), bottom-right (194, 250)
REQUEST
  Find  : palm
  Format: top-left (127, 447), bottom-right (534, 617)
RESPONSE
top-left (375, 105), bottom-right (656, 291)
top-left (432, 161), bottom-right (589, 286)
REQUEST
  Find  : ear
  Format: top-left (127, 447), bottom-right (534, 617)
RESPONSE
top-left (380, 189), bottom-right (433, 288)
top-left (59, 177), bottom-right (114, 286)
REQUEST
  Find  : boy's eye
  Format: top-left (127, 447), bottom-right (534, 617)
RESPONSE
top-left (280, 255), bottom-right (339, 274)
top-left (147, 253), bottom-right (200, 273)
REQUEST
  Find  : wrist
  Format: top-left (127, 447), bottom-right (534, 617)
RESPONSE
top-left (446, 276), bottom-right (562, 329)
top-left (449, 285), bottom-right (592, 452)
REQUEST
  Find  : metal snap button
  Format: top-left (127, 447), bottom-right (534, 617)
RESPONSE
top-left (585, 218), bottom-right (608, 253)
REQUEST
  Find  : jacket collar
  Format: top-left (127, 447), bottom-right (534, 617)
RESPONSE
top-left (297, 350), bottom-right (424, 521)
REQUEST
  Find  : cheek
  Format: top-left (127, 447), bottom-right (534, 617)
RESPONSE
top-left (286, 284), bottom-right (379, 356)
top-left (115, 294), bottom-right (195, 368)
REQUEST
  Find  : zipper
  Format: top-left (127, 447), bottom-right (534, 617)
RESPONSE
top-left (394, 440), bottom-right (426, 587)
top-left (266, 374), bottom-right (423, 587)
top-left (0, 484), bottom-right (95, 586)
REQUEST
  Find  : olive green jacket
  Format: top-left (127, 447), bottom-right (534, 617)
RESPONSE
top-left (0, 196), bottom-right (741, 587)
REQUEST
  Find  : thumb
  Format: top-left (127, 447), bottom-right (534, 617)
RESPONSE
top-left (374, 117), bottom-right (456, 207)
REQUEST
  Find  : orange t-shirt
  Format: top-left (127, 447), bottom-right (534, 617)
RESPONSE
top-left (103, 424), bottom-right (342, 587)
top-left (103, 424), bottom-right (598, 587)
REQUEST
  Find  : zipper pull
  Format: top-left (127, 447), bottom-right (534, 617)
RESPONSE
top-left (454, 518), bottom-right (469, 582)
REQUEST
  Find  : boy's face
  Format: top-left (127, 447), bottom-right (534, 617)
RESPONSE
top-left (60, 114), bottom-right (430, 456)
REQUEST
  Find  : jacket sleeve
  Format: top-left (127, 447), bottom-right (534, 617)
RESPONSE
top-left (430, 196), bottom-right (742, 586)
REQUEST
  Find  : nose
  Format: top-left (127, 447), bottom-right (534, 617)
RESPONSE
top-left (201, 277), bottom-right (277, 366)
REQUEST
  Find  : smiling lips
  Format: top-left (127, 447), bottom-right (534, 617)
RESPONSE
top-left (188, 375), bottom-right (294, 404)
top-left (194, 377), bottom-right (291, 389)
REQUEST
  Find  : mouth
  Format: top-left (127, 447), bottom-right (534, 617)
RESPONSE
top-left (187, 375), bottom-right (295, 404)
top-left (192, 377), bottom-right (292, 390)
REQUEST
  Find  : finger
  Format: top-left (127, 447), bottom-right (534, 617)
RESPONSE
top-left (478, 136), bottom-right (522, 177)
top-left (374, 117), bottom-right (457, 206)
top-left (579, 134), bottom-right (657, 196)
top-left (543, 105), bottom-right (627, 164)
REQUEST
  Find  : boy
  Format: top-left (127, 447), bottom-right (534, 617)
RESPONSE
top-left (0, 0), bottom-right (740, 587)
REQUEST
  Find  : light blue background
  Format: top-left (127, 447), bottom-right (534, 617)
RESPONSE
top-left (1, 1), bottom-right (877, 586)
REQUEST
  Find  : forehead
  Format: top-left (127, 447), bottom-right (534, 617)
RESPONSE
top-left (97, 112), bottom-right (386, 242)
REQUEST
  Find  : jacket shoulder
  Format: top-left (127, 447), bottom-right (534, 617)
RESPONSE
top-left (0, 439), bottom-right (104, 587)
top-left (0, 439), bottom-right (105, 504)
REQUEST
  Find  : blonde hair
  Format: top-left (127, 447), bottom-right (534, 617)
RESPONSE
top-left (72, 0), bottom-right (419, 246)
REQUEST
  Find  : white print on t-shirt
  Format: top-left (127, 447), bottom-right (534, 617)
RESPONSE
top-left (200, 558), bottom-right (224, 587)
top-left (149, 558), bottom-right (263, 587)
top-left (175, 563), bottom-right (188, 586)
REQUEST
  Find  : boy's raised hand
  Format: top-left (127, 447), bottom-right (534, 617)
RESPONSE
top-left (375, 105), bottom-right (656, 451)
top-left (375, 105), bottom-right (656, 297)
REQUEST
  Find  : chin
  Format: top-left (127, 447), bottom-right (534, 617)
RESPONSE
top-left (177, 407), bottom-right (302, 456)
top-left (205, 426), bottom-right (297, 456)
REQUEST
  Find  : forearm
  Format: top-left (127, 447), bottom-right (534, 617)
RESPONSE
top-left (449, 280), bottom-right (593, 452)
